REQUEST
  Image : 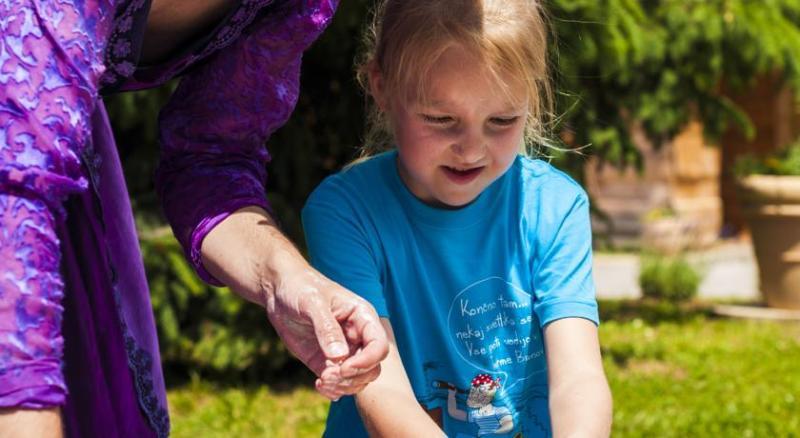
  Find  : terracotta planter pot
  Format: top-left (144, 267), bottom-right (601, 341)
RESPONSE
top-left (737, 175), bottom-right (800, 309)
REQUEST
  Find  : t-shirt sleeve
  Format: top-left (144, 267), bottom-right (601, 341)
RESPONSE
top-left (301, 179), bottom-right (387, 316)
top-left (530, 187), bottom-right (599, 327)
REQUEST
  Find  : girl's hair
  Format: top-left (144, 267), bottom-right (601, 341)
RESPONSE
top-left (355, 0), bottom-right (553, 159)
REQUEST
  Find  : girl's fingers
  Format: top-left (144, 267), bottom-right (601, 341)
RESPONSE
top-left (319, 363), bottom-right (381, 396)
top-left (315, 378), bottom-right (342, 401)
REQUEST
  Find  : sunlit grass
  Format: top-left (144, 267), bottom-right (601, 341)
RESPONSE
top-left (168, 378), bottom-right (329, 437)
top-left (168, 303), bottom-right (800, 437)
top-left (602, 317), bottom-right (800, 436)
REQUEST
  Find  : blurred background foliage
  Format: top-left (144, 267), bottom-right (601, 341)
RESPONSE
top-left (550, 0), bottom-right (800, 175)
top-left (140, 234), bottom-right (293, 382)
top-left (733, 136), bottom-right (800, 176)
top-left (104, 0), bottom-right (800, 381)
top-left (638, 254), bottom-right (701, 302)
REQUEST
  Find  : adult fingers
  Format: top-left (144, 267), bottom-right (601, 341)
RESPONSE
top-left (340, 315), bottom-right (388, 378)
top-left (307, 295), bottom-right (350, 362)
top-left (302, 350), bottom-right (330, 378)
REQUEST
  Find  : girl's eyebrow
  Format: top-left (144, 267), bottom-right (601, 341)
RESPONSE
top-left (495, 105), bottom-right (528, 114)
top-left (418, 100), bottom-right (527, 114)
top-left (413, 99), bottom-right (449, 109)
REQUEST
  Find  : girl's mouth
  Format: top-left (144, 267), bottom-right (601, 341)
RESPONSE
top-left (442, 165), bottom-right (484, 184)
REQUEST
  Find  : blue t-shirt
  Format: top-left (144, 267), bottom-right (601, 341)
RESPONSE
top-left (302, 151), bottom-right (599, 438)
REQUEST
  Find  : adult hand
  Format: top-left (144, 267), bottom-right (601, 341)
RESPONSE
top-left (201, 207), bottom-right (389, 400)
top-left (264, 265), bottom-right (388, 400)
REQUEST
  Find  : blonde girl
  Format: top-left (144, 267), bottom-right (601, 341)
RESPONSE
top-left (303, 0), bottom-right (613, 436)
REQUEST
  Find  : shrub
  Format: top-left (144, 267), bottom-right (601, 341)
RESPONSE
top-left (733, 137), bottom-right (800, 177)
top-left (638, 255), bottom-right (701, 302)
top-left (141, 233), bottom-right (297, 382)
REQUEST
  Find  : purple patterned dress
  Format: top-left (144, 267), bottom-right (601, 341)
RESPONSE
top-left (0, 0), bottom-right (338, 436)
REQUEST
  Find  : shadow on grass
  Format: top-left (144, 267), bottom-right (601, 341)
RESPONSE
top-left (598, 298), bottom-right (717, 324)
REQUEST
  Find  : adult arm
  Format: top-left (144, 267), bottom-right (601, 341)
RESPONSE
top-left (544, 318), bottom-right (612, 438)
top-left (0, 409), bottom-right (62, 438)
top-left (354, 319), bottom-right (443, 438)
top-left (141, 0), bottom-right (232, 65)
top-left (155, 0), bottom-right (387, 397)
top-left (0, 0), bottom-right (115, 433)
top-left (200, 206), bottom-right (387, 399)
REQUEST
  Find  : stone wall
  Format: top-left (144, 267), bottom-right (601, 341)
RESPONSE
top-left (587, 75), bottom-right (800, 250)
top-left (585, 120), bottom-right (721, 252)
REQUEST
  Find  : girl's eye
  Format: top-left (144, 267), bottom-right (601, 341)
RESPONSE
top-left (421, 114), bottom-right (454, 124)
top-left (490, 116), bottom-right (520, 126)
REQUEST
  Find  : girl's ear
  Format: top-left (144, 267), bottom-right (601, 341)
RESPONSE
top-left (368, 61), bottom-right (388, 111)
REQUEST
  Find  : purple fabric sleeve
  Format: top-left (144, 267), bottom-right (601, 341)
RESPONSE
top-left (0, 0), bottom-right (117, 407)
top-left (0, 195), bottom-right (65, 408)
top-left (156, 0), bottom-right (338, 285)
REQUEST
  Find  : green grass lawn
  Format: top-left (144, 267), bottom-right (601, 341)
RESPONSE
top-left (602, 317), bottom-right (800, 436)
top-left (168, 378), bottom-right (328, 437)
top-left (168, 305), bottom-right (800, 437)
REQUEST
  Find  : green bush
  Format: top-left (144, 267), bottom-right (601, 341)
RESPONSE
top-left (548, 0), bottom-right (800, 176)
top-left (141, 233), bottom-right (297, 382)
top-left (638, 255), bottom-right (701, 302)
top-left (733, 137), bottom-right (800, 177)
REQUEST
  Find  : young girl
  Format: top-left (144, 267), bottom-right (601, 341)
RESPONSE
top-left (302, 1), bottom-right (612, 436)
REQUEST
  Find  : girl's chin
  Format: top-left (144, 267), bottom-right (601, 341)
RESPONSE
top-left (427, 192), bottom-right (480, 209)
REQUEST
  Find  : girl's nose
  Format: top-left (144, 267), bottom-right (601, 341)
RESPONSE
top-left (452, 130), bottom-right (485, 163)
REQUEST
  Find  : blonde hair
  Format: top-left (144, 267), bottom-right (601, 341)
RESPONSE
top-left (355, 0), bottom-right (553, 159)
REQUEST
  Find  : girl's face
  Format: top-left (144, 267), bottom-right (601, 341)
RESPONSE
top-left (380, 45), bottom-right (528, 208)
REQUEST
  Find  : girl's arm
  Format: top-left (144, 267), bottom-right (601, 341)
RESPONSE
top-left (355, 319), bottom-right (443, 437)
top-left (544, 317), bottom-right (612, 438)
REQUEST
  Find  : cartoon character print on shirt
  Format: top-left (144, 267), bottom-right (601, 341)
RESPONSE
top-left (436, 374), bottom-right (516, 437)
top-left (420, 277), bottom-right (549, 436)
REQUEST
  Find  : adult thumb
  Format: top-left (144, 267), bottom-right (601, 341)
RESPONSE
top-left (310, 304), bottom-right (349, 361)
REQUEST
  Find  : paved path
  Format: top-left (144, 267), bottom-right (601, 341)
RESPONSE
top-left (593, 239), bottom-right (760, 301)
